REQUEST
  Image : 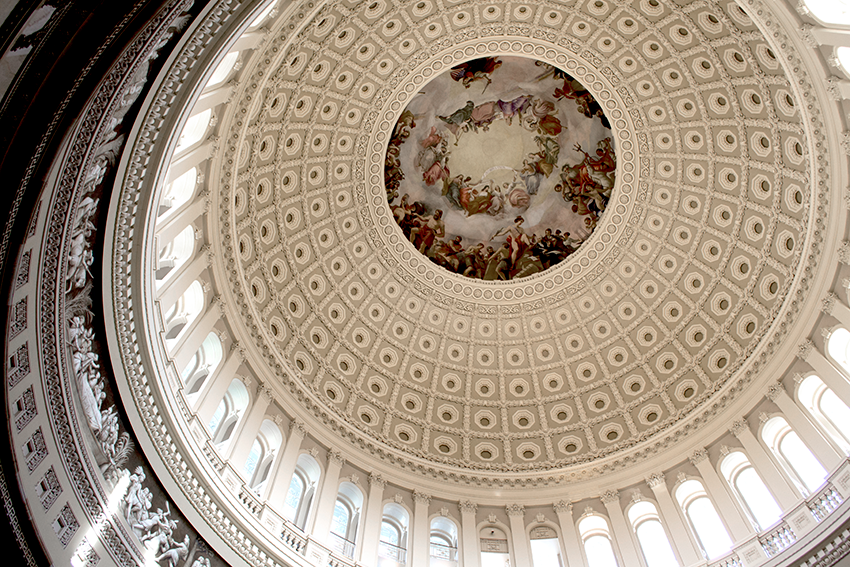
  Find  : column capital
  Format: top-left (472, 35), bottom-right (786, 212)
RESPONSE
top-left (823, 292), bottom-right (839, 315)
top-left (200, 244), bottom-right (213, 264)
top-left (839, 241), bottom-right (850, 265)
top-left (646, 473), bottom-right (665, 489)
top-left (553, 500), bottom-right (572, 514)
top-left (765, 382), bottom-right (785, 402)
top-left (230, 340), bottom-right (246, 361)
top-left (799, 23), bottom-right (819, 49)
top-left (211, 295), bottom-right (226, 314)
top-left (272, 413), bottom-right (284, 427)
top-left (600, 490), bottom-right (619, 505)
top-left (506, 504), bottom-right (525, 517)
top-left (328, 449), bottom-right (345, 467)
top-left (689, 448), bottom-right (709, 466)
top-left (369, 472), bottom-right (386, 489)
top-left (459, 500), bottom-right (478, 515)
top-left (797, 339), bottom-right (814, 361)
top-left (413, 490), bottom-right (431, 505)
top-left (289, 418), bottom-right (307, 437)
top-left (257, 383), bottom-right (274, 402)
top-left (730, 419), bottom-right (748, 437)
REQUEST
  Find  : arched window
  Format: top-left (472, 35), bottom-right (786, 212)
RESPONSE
top-left (207, 51), bottom-right (239, 88)
top-left (720, 452), bottom-right (782, 531)
top-left (675, 479), bottom-right (733, 560)
top-left (330, 482), bottom-right (363, 558)
top-left (529, 525), bottom-right (562, 567)
top-left (163, 279), bottom-right (204, 348)
top-left (798, 375), bottom-right (850, 452)
top-left (282, 453), bottom-right (321, 529)
top-left (248, 1), bottom-right (277, 28)
top-left (175, 108), bottom-right (212, 153)
top-left (429, 516), bottom-right (458, 565)
top-left (158, 167), bottom-right (197, 219)
top-left (627, 501), bottom-right (679, 567)
top-left (156, 224), bottom-right (195, 283)
top-left (379, 503), bottom-right (409, 563)
top-left (479, 526), bottom-right (510, 567)
top-left (208, 378), bottom-right (248, 445)
top-left (802, 0), bottom-right (850, 26)
top-left (826, 327), bottom-right (850, 375)
top-left (762, 416), bottom-right (827, 494)
top-left (245, 419), bottom-right (282, 491)
top-left (181, 332), bottom-right (222, 396)
top-left (578, 515), bottom-right (618, 567)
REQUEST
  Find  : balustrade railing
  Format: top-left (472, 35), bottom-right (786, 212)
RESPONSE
top-left (279, 518), bottom-right (306, 552)
top-left (808, 483), bottom-right (843, 521)
top-left (759, 521), bottom-right (796, 557)
top-left (378, 540), bottom-right (407, 563)
top-left (430, 541), bottom-right (459, 561)
top-left (329, 532), bottom-right (356, 558)
top-left (707, 551), bottom-right (742, 567)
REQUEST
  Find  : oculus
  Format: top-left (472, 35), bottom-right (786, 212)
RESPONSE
top-left (385, 56), bottom-right (615, 280)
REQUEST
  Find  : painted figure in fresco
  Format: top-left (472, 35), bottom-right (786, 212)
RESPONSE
top-left (497, 95), bottom-right (532, 126)
top-left (409, 209), bottom-right (445, 254)
top-left (449, 57), bottom-right (503, 91)
top-left (443, 174), bottom-right (472, 210)
top-left (438, 100), bottom-right (475, 141)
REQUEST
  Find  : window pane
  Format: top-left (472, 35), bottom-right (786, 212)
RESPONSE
top-left (381, 522), bottom-right (399, 545)
top-left (635, 520), bottom-right (679, 567)
top-left (531, 537), bottom-right (562, 567)
top-left (687, 497), bottom-right (732, 559)
top-left (781, 432), bottom-right (827, 492)
top-left (735, 467), bottom-right (781, 529)
top-left (243, 440), bottom-right (261, 479)
top-left (282, 474), bottom-right (304, 521)
top-left (821, 389), bottom-right (850, 444)
top-left (332, 501), bottom-right (350, 536)
top-left (585, 535), bottom-right (618, 567)
top-left (481, 552), bottom-right (511, 567)
top-left (804, 0), bottom-right (850, 25)
top-left (208, 401), bottom-right (225, 434)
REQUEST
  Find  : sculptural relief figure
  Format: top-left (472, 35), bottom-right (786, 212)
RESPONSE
top-left (156, 534), bottom-right (190, 567)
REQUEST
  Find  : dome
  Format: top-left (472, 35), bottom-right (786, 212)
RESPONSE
top-left (4, 0), bottom-right (850, 566)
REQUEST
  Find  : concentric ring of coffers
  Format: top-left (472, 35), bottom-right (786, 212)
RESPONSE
top-left (216, 0), bottom-right (813, 473)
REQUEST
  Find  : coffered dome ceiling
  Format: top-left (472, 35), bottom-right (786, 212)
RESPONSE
top-left (202, 0), bottom-right (824, 482)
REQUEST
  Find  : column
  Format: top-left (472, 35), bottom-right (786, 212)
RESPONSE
top-left (156, 195), bottom-right (206, 247)
top-left (646, 474), bottom-right (702, 566)
top-left (223, 383), bottom-right (272, 466)
top-left (264, 419), bottom-right (306, 501)
top-left (730, 419), bottom-right (801, 508)
top-left (359, 473), bottom-right (386, 565)
top-left (412, 491), bottom-right (431, 567)
top-left (460, 500), bottom-right (480, 567)
top-left (554, 501), bottom-right (585, 567)
top-left (506, 505), bottom-right (531, 567)
top-left (797, 340), bottom-right (850, 407)
top-left (767, 383), bottom-right (843, 470)
top-left (310, 450), bottom-right (344, 541)
top-left (600, 491), bottom-right (642, 567)
top-left (690, 448), bottom-right (754, 542)
top-left (171, 296), bottom-right (223, 371)
top-left (195, 342), bottom-right (244, 422)
top-left (157, 245), bottom-right (211, 312)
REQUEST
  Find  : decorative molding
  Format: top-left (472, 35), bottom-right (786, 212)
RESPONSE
top-left (689, 448), bottom-right (709, 466)
top-left (369, 472), bottom-right (386, 489)
top-left (553, 500), bottom-right (572, 514)
top-left (822, 292), bottom-right (838, 315)
top-left (506, 504), bottom-right (525, 517)
top-left (799, 24), bottom-right (818, 49)
top-left (730, 419), bottom-right (748, 437)
top-left (600, 490), bottom-right (619, 505)
top-left (459, 500), bottom-right (477, 515)
top-left (646, 473), bottom-right (665, 489)
top-left (328, 449), bottom-right (345, 467)
top-left (838, 241), bottom-right (850, 264)
top-left (798, 340), bottom-right (815, 361)
top-left (290, 419), bottom-right (306, 437)
top-left (766, 383), bottom-right (785, 402)
top-left (413, 490), bottom-right (431, 506)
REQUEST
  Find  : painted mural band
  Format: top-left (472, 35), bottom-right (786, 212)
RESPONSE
top-left (385, 56), bottom-right (616, 281)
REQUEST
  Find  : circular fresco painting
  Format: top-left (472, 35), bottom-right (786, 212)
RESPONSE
top-left (385, 56), bottom-right (616, 281)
